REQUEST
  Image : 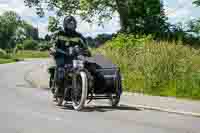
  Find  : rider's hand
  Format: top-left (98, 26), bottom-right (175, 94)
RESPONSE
top-left (49, 48), bottom-right (56, 56)
top-left (50, 47), bottom-right (56, 52)
top-left (83, 50), bottom-right (91, 57)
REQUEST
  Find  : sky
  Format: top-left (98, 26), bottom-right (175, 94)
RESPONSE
top-left (0, 0), bottom-right (200, 38)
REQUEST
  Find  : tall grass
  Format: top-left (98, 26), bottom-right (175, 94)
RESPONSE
top-left (94, 34), bottom-right (200, 99)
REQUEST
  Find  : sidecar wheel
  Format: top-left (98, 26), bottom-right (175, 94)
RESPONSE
top-left (109, 95), bottom-right (120, 107)
top-left (109, 71), bottom-right (122, 107)
top-left (71, 71), bottom-right (88, 111)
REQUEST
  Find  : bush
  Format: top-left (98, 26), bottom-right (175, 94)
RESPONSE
top-left (95, 34), bottom-right (200, 99)
top-left (0, 48), bottom-right (7, 57)
top-left (0, 48), bottom-right (11, 59)
top-left (105, 34), bottom-right (152, 49)
top-left (38, 42), bottom-right (51, 51)
top-left (23, 39), bottom-right (39, 50)
top-left (16, 44), bottom-right (23, 50)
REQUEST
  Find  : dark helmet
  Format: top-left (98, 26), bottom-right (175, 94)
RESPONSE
top-left (63, 16), bottom-right (77, 31)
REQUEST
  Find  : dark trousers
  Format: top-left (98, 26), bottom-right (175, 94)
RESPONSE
top-left (54, 55), bottom-right (73, 98)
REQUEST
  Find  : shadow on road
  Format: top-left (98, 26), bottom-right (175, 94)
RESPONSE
top-left (61, 104), bottom-right (142, 112)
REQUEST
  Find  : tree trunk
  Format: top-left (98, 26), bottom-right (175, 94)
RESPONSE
top-left (115, 0), bottom-right (129, 32)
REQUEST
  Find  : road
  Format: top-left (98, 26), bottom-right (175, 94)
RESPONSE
top-left (0, 60), bottom-right (200, 133)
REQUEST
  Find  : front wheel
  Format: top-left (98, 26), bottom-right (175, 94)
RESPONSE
top-left (71, 71), bottom-right (88, 111)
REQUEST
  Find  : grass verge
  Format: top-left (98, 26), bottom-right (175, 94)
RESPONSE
top-left (93, 34), bottom-right (200, 100)
top-left (15, 50), bottom-right (49, 59)
top-left (0, 58), bottom-right (15, 64)
top-left (0, 50), bottom-right (49, 64)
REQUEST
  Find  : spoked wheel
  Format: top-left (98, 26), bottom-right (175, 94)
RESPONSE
top-left (109, 71), bottom-right (122, 107)
top-left (71, 71), bottom-right (88, 111)
top-left (49, 76), bottom-right (53, 89)
top-left (49, 76), bottom-right (56, 94)
top-left (49, 76), bottom-right (57, 102)
top-left (57, 97), bottom-right (64, 106)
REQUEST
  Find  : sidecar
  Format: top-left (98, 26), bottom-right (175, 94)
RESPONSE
top-left (83, 54), bottom-right (123, 106)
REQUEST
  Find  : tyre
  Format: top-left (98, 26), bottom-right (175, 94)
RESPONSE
top-left (109, 94), bottom-right (120, 107)
top-left (49, 76), bottom-right (55, 94)
top-left (57, 97), bottom-right (64, 106)
top-left (109, 71), bottom-right (122, 107)
top-left (49, 76), bottom-right (53, 89)
top-left (71, 71), bottom-right (88, 111)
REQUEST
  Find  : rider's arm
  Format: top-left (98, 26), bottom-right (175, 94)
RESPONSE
top-left (79, 35), bottom-right (91, 57)
top-left (49, 32), bottom-right (61, 56)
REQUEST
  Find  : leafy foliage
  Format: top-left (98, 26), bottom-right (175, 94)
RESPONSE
top-left (0, 11), bottom-right (21, 49)
top-left (38, 42), bottom-right (52, 51)
top-left (22, 21), bottom-right (39, 40)
top-left (48, 16), bottom-right (61, 32)
top-left (193, 0), bottom-right (200, 6)
top-left (0, 48), bottom-right (7, 58)
top-left (23, 39), bottom-right (39, 50)
top-left (0, 11), bottom-right (38, 52)
top-left (24, 0), bottom-right (167, 34)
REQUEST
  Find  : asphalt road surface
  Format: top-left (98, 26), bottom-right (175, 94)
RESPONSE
top-left (0, 60), bottom-right (200, 133)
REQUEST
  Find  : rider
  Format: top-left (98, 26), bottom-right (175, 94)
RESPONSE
top-left (49, 16), bottom-right (91, 104)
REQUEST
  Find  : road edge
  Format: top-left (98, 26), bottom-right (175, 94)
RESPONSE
top-left (120, 102), bottom-right (200, 118)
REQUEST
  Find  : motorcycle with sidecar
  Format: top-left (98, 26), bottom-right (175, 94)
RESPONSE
top-left (48, 45), bottom-right (123, 111)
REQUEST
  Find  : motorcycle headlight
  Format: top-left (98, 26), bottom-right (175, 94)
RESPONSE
top-left (73, 60), bottom-right (84, 68)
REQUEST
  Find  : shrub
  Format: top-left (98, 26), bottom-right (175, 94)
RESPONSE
top-left (38, 42), bottom-right (51, 51)
top-left (16, 44), bottom-right (23, 50)
top-left (0, 48), bottom-right (11, 59)
top-left (23, 39), bottom-right (39, 50)
top-left (0, 48), bottom-right (7, 57)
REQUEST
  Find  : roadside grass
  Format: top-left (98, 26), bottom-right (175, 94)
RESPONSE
top-left (15, 50), bottom-right (49, 59)
top-left (0, 58), bottom-right (15, 64)
top-left (0, 50), bottom-right (49, 64)
top-left (93, 34), bottom-right (200, 100)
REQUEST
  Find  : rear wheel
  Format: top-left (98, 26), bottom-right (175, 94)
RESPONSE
top-left (71, 71), bottom-right (88, 111)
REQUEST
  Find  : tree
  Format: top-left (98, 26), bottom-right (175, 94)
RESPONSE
top-left (22, 21), bottom-right (39, 40)
top-left (48, 16), bottom-right (60, 32)
top-left (127, 0), bottom-right (167, 34)
top-left (24, 0), bottom-right (167, 33)
top-left (23, 38), bottom-right (39, 50)
top-left (0, 11), bottom-right (21, 49)
top-left (193, 0), bottom-right (200, 6)
top-left (44, 34), bottom-right (51, 41)
top-left (187, 19), bottom-right (200, 35)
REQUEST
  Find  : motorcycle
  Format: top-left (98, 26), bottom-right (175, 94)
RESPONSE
top-left (48, 45), bottom-right (123, 111)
